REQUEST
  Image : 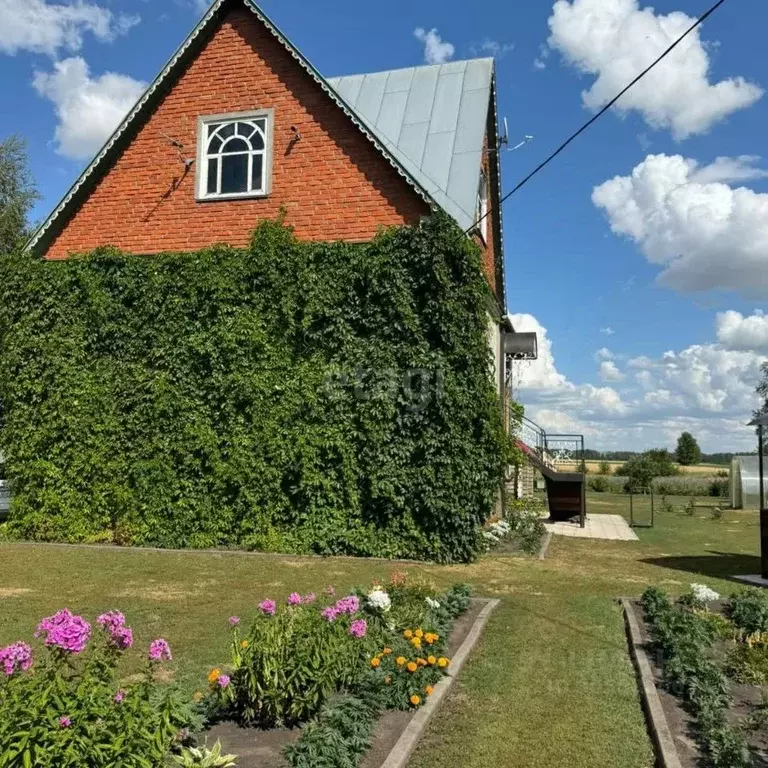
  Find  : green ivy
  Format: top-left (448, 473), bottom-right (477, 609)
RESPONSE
top-left (0, 213), bottom-right (507, 562)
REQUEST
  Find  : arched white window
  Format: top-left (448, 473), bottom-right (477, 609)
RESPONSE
top-left (196, 110), bottom-right (274, 200)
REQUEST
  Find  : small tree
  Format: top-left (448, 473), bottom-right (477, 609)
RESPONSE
top-left (675, 432), bottom-right (701, 466)
top-left (0, 135), bottom-right (38, 254)
top-left (598, 460), bottom-right (611, 475)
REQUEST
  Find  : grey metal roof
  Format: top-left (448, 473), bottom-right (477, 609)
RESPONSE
top-left (328, 58), bottom-right (494, 232)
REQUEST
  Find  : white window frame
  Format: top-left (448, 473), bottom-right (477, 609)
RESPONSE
top-left (196, 109), bottom-right (275, 201)
top-left (476, 169), bottom-right (489, 242)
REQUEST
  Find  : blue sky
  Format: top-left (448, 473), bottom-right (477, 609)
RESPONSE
top-left (1, 0), bottom-right (767, 452)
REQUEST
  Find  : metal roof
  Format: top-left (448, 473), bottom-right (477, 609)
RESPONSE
top-left (328, 59), bottom-right (494, 232)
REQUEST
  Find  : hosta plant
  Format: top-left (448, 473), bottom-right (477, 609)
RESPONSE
top-left (0, 609), bottom-right (188, 768)
top-left (170, 740), bottom-right (238, 767)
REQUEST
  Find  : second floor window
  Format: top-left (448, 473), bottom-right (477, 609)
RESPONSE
top-left (197, 110), bottom-right (273, 200)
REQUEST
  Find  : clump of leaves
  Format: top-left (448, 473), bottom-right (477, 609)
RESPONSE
top-left (729, 589), bottom-right (768, 634)
top-left (505, 498), bottom-right (547, 554)
top-left (171, 741), bottom-right (238, 767)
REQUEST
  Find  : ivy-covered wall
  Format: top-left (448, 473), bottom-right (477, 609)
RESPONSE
top-left (0, 213), bottom-right (507, 562)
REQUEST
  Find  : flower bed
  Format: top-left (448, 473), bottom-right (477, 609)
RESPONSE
top-left (635, 584), bottom-right (768, 768)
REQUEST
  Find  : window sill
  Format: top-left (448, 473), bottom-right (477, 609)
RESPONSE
top-left (196, 190), bottom-right (270, 202)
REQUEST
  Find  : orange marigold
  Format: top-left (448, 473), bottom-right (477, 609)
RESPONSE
top-left (427, 655), bottom-right (437, 665)
top-left (207, 668), bottom-right (221, 684)
top-left (410, 637), bottom-right (422, 648)
top-left (415, 629), bottom-right (424, 639)
top-left (410, 694), bottom-right (421, 706)
top-left (371, 657), bottom-right (381, 668)
top-left (403, 629), bottom-right (413, 639)
top-left (240, 640), bottom-right (249, 649)
top-left (383, 647), bottom-right (392, 655)
top-left (396, 656), bottom-right (407, 666)
top-left (437, 658), bottom-right (449, 668)
top-left (417, 658), bottom-right (427, 667)
top-left (407, 662), bottom-right (418, 673)
top-left (425, 685), bottom-right (434, 696)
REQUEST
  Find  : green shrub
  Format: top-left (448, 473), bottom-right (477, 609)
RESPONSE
top-left (505, 498), bottom-right (547, 554)
top-left (0, 610), bottom-right (189, 768)
top-left (0, 214), bottom-right (507, 563)
top-left (725, 640), bottom-right (768, 685)
top-left (588, 476), bottom-right (609, 492)
top-left (598, 460), bottom-right (612, 475)
top-left (708, 479), bottom-right (729, 498)
top-left (728, 589), bottom-right (768, 633)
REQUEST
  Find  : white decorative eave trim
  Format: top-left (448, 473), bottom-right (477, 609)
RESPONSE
top-left (26, 0), bottom-right (435, 255)
top-left (489, 68), bottom-right (507, 315)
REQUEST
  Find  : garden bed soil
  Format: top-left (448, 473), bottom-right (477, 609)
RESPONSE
top-left (630, 599), bottom-right (768, 768)
top-left (207, 598), bottom-right (486, 768)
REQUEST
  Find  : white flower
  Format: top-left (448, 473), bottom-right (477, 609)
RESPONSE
top-left (482, 531), bottom-right (499, 541)
top-left (425, 597), bottom-right (441, 610)
top-left (690, 583), bottom-right (720, 604)
top-left (367, 587), bottom-right (391, 613)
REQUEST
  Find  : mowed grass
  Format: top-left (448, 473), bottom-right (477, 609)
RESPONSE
top-left (0, 494), bottom-right (761, 767)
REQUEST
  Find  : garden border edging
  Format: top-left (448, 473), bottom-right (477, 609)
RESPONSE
top-left (378, 597), bottom-right (500, 768)
top-left (620, 598), bottom-right (683, 768)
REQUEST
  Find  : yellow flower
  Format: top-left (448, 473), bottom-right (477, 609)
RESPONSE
top-left (383, 647), bottom-right (392, 655)
top-left (410, 694), bottom-right (421, 706)
top-left (396, 656), bottom-right (407, 666)
top-left (417, 658), bottom-right (427, 667)
top-left (425, 685), bottom-right (434, 696)
top-left (192, 690), bottom-right (204, 702)
top-left (410, 637), bottom-right (422, 649)
top-left (427, 655), bottom-right (437, 665)
top-left (425, 633), bottom-right (438, 645)
top-left (371, 657), bottom-right (381, 668)
top-left (415, 629), bottom-right (424, 639)
top-left (240, 640), bottom-right (249, 649)
top-left (437, 657), bottom-right (449, 669)
top-left (407, 662), bottom-right (418, 673)
top-left (207, 668), bottom-right (221, 685)
top-left (403, 630), bottom-right (413, 639)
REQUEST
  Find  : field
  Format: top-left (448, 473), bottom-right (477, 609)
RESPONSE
top-left (0, 492), bottom-right (762, 767)
top-left (561, 460), bottom-right (729, 476)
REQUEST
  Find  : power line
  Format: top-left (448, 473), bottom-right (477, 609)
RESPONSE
top-left (469, 0), bottom-right (730, 234)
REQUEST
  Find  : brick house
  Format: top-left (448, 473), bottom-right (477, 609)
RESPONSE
top-left (28, 0), bottom-right (522, 401)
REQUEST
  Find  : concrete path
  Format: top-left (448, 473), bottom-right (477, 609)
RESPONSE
top-left (544, 514), bottom-right (639, 541)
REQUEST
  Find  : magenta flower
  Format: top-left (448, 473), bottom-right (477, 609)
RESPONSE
top-left (148, 638), bottom-right (172, 662)
top-left (114, 689), bottom-right (126, 704)
top-left (302, 593), bottom-right (316, 604)
top-left (111, 626), bottom-right (133, 650)
top-left (259, 599), bottom-right (276, 616)
top-left (217, 674), bottom-right (231, 689)
top-left (36, 609), bottom-right (91, 654)
top-left (97, 612), bottom-right (133, 650)
top-left (96, 611), bottom-right (126, 632)
top-left (59, 716), bottom-right (72, 728)
top-left (321, 607), bottom-right (339, 622)
top-left (0, 642), bottom-right (33, 676)
top-left (349, 619), bottom-right (367, 638)
top-left (228, 616), bottom-right (240, 627)
top-left (288, 592), bottom-right (302, 606)
top-left (334, 596), bottom-right (360, 615)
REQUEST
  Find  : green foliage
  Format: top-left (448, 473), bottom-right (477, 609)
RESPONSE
top-left (708, 479), bottom-right (729, 498)
top-left (725, 640), bottom-right (768, 685)
top-left (641, 586), bottom-right (753, 768)
top-left (505, 497), bottom-right (547, 554)
top-left (170, 741), bottom-right (238, 767)
top-left (588, 476), bottom-right (610, 493)
top-left (0, 614), bottom-right (188, 768)
top-left (0, 213), bottom-right (506, 562)
top-left (597, 460), bottom-right (612, 476)
top-left (0, 136), bottom-right (39, 255)
top-left (728, 589), bottom-right (768, 634)
top-left (675, 431), bottom-right (702, 466)
top-left (621, 449), bottom-right (679, 492)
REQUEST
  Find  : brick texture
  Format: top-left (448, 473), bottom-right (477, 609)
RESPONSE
top-left (44, 6), bottom-right (431, 259)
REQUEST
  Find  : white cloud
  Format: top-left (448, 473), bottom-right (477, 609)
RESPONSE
top-left (600, 326), bottom-right (615, 335)
top-left (593, 154), bottom-right (768, 299)
top-left (33, 57), bottom-right (146, 160)
top-left (0, 0), bottom-right (139, 57)
top-left (547, 0), bottom-right (762, 139)
top-left (716, 310), bottom-right (768, 352)
top-left (414, 27), bottom-right (455, 65)
top-left (600, 360), bottom-right (625, 382)
top-left (533, 43), bottom-right (550, 71)
top-left (470, 40), bottom-right (515, 59)
top-left (511, 311), bottom-right (763, 452)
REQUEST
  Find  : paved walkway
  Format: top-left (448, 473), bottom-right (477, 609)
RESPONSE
top-left (544, 514), bottom-right (639, 541)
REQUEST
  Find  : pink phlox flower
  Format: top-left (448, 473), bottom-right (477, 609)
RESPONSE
top-left (36, 609), bottom-right (91, 654)
top-left (288, 592), bottom-right (302, 606)
top-left (349, 619), bottom-right (367, 638)
top-left (0, 642), bottom-right (33, 676)
top-left (302, 593), bottom-right (316, 604)
top-left (96, 611), bottom-right (125, 632)
top-left (148, 638), bottom-right (172, 662)
top-left (334, 596), bottom-right (360, 615)
top-left (217, 674), bottom-right (231, 689)
top-left (114, 689), bottom-right (126, 703)
top-left (321, 607), bottom-right (339, 622)
top-left (259, 599), bottom-right (276, 615)
top-left (97, 612), bottom-right (133, 650)
top-left (229, 616), bottom-right (240, 627)
top-left (59, 716), bottom-right (72, 728)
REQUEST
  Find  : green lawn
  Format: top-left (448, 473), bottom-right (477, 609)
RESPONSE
top-left (0, 493), bottom-right (760, 767)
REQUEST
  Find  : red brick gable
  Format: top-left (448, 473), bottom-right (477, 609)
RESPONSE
top-left (43, 6), bottom-right (430, 259)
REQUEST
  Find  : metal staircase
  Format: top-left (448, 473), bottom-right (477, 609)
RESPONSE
top-left (512, 415), bottom-right (587, 527)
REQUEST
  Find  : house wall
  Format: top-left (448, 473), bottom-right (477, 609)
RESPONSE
top-left (43, 6), bottom-right (430, 259)
top-left (474, 134), bottom-right (499, 302)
